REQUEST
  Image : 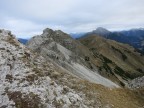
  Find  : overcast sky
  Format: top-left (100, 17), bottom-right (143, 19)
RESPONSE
top-left (0, 0), bottom-right (144, 38)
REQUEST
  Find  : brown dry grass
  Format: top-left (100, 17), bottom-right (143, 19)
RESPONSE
top-left (78, 81), bottom-right (144, 108)
top-left (79, 35), bottom-right (144, 86)
top-left (53, 63), bottom-right (144, 108)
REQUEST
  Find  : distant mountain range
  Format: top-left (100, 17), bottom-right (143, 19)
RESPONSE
top-left (18, 38), bottom-right (28, 44)
top-left (70, 32), bottom-right (86, 39)
top-left (70, 27), bottom-right (144, 53)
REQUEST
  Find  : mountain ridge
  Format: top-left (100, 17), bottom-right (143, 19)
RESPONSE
top-left (79, 34), bottom-right (144, 87)
top-left (73, 27), bottom-right (144, 53)
top-left (1, 29), bottom-right (107, 108)
top-left (27, 28), bottom-right (119, 88)
top-left (0, 28), bottom-right (144, 108)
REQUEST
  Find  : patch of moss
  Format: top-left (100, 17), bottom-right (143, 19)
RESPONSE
top-left (5, 74), bottom-right (13, 83)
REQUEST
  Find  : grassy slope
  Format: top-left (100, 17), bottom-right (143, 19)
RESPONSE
top-left (79, 35), bottom-right (144, 85)
top-left (53, 62), bottom-right (144, 108)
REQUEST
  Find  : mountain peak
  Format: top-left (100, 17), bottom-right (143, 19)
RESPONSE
top-left (94, 27), bottom-right (110, 33)
top-left (130, 28), bottom-right (144, 31)
top-left (91, 27), bottom-right (110, 36)
top-left (43, 28), bottom-right (54, 35)
top-left (96, 27), bottom-right (108, 31)
top-left (55, 30), bottom-right (66, 35)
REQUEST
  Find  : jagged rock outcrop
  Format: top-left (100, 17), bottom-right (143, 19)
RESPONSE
top-left (27, 28), bottom-right (119, 88)
top-left (128, 76), bottom-right (144, 89)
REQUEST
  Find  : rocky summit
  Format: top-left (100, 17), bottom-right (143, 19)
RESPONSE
top-left (0, 29), bottom-right (144, 108)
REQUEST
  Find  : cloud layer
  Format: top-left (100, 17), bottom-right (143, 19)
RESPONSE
top-left (0, 0), bottom-right (144, 38)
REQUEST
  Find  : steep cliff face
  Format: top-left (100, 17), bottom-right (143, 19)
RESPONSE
top-left (27, 28), bottom-right (119, 88)
top-left (0, 29), bottom-right (99, 108)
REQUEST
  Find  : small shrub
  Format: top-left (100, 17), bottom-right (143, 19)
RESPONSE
top-left (103, 64), bottom-right (113, 73)
top-left (0, 48), bottom-right (5, 50)
top-left (85, 56), bottom-right (90, 61)
top-left (26, 74), bottom-right (38, 82)
top-left (121, 54), bottom-right (127, 61)
top-left (7, 64), bottom-right (12, 70)
top-left (114, 66), bottom-right (125, 77)
top-left (136, 68), bottom-right (143, 73)
top-left (120, 81), bottom-right (125, 87)
top-left (50, 71), bottom-right (61, 79)
top-left (114, 66), bottom-right (137, 79)
top-left (52, 98), bottom-right (64, 107)
top-left (90, 48), bottom-right (96, 51)
top-left (101, 54), bottom-right (112, 64)
top-left (5, 74), bottom-right (13, 83)
top-left (63, 86), bottom-right (69, 94)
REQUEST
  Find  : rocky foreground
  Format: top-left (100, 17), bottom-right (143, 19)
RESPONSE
top-left (0, 29), bottom-right (94, 108)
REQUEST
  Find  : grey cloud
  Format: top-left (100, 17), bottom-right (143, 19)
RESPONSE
top-left (0, 0), bottom-right (144, 38)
